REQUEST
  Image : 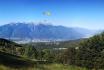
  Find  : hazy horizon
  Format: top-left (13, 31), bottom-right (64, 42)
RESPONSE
top-left (0, 0), bottom-right (104, 30)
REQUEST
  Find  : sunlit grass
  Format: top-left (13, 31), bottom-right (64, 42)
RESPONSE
top-left (0, 64), bottom-right (88, 70)
top-left (43, 64), bottom-right (87, 70)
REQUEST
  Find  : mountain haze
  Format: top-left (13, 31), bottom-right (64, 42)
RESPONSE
top-left (0, 23), bottom-right (97, 41)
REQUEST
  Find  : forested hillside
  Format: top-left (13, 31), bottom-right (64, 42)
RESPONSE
top-left (1, 32), bottom-right (104, 70)
top-left (59, 32), bottom-right (104, 69)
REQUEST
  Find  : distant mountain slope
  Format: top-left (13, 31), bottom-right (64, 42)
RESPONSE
top-left (0, 23), bottom-right (97, 41)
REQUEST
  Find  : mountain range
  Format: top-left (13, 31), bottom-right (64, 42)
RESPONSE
top-left (0, 23), bottom-right (99, 42)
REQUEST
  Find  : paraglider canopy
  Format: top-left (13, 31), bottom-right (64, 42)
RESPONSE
top-left (43, 11), bottom-right (51, 16)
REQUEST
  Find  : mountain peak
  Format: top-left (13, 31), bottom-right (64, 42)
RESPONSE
top-left (0, 22), bottom-right (97, 42)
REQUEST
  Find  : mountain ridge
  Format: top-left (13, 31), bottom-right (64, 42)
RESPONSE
top-left (0, 23), bottom-right (97, 42)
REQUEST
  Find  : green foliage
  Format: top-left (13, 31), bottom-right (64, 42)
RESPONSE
top-left (42, 49), bottom-right (54, 62)
top-left (60, 32), bottom-right (104, 69)
top-left (24, 46), bottom-right (38, 59)
top-left (76, 32), bottom-right (104, 69)
top-left (3, 34), bottom-right (104, 70)
top-left (0, 51), bottom-right (35, 68)
top-left (0, 38), bottom-right (22, 55)
top-left (0, 64), bottom-right (88, 70)
top-left (16, 47), bottom-right (25, 56)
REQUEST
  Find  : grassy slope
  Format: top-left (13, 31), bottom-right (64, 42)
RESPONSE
top-left (0, 38), bottom-right (22, 47)
top-left (0, 64), bottom-right (88, 70)
top-left (0, 51), bottom-right (35, 68)
top-left (0, 51), bottom-right (87, 70)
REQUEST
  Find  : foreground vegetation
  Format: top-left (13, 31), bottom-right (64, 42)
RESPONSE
top-left (1, 32), bottom-right (104, 70)
top-left (59, 32), bottom-right (104, 69)
top-left (0, 51), bottom-right (35, 68)
top-left (0, 64), bottom-right (87, 70)
top-left (0, 50), bottom-right (87, 70)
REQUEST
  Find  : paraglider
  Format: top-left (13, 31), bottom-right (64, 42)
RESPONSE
top-left (43, 11), bottom-right (51, 16)
top-left (42, 11), bottom-right (52, 23)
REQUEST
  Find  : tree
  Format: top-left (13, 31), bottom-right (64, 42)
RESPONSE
top-left (41, 49), bottom-right (54, 62)
top-left (25, 46), bottom-right (38, 59)
top-left (75, 32), bottom-right (104, 69)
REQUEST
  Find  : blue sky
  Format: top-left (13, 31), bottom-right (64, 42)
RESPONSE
top-left (0, 0), bottom-right (104, 29)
